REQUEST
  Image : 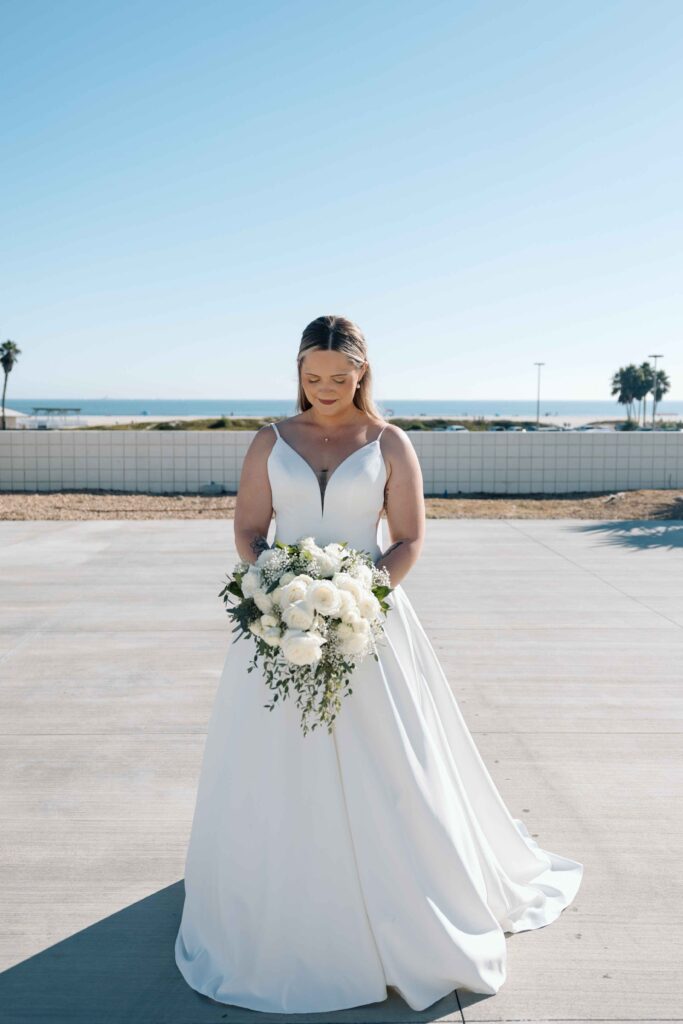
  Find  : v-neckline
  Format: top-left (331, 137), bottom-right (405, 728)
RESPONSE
top-left (275, 433), bottom-right (383, 516)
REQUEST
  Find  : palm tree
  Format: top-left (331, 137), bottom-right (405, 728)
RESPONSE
top-left (649, 365), bottom-right (671, 426)
top-left (636, 361), bottom-right (671, 426)
top-left (611, 361), bottom-right (672, 427)
top-left (610, 363), bottom-right (641, 422)
top-left (1, 340), bottom-right (22, 430)
top-left (635, 361), bottom-right (655, 426)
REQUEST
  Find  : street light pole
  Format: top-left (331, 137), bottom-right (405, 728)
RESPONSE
top-left (648, 353), bottom-right (662, 430)
top-left (534, 362), bottom-right (544, 426)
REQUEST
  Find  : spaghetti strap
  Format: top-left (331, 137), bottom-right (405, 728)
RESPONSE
top-left (271, 423), bottom-right (280, 438)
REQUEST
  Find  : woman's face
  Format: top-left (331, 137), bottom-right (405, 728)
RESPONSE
top-left (300, 350), bottom-right (365, 412)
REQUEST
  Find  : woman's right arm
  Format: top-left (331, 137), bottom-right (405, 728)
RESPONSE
top-left (233, 426), bottom-right (276, 564)
top-left (374, 426), bottom-right (425, 587)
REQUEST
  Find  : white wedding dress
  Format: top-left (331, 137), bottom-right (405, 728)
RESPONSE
top-left (174, 422), bottom-right (583, 1012)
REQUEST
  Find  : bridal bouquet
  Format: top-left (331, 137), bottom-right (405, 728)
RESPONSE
top-left (219, 536), bottom-right (393, 736)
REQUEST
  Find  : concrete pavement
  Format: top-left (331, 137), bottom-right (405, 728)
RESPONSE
top-left (1, 517), bottom-right (681, 1022)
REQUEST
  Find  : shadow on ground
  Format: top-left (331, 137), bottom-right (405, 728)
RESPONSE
top-left (0, 881), bottom-right (472, 1023)
top-left (572, 519), bottom-right (683, 549)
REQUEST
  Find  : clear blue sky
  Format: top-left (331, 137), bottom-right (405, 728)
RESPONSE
top-left (2, 0), bottom-right (681, 401)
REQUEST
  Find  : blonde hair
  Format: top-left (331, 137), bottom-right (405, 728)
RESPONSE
top-left (296, 315), bottom-right (383, 420)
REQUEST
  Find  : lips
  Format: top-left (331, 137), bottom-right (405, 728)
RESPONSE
top-left (319, 399), bottom-right (337, 404)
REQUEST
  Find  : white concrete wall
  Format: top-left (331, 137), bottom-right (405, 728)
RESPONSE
top-left (0, 429), bottom-right (681, 494)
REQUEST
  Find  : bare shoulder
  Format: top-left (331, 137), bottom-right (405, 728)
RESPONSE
top-left (380, 422), bottom-right (417, 456)
top-left (379, 423), bottom-right (421, 480)
top-left (266, 414), bottom-right (306, 438)
top-left (245, 422), bottom-right (278, 460)
top-left (379, 421), bottom-right (407, 441)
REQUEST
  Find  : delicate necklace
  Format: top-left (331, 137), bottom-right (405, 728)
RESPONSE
top-left (314, 420), bottom-right (357, 468)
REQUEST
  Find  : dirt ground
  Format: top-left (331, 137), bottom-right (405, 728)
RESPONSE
top-left (1, 488), bottom-right (682, 520)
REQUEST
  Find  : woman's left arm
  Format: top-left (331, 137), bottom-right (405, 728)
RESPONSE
top-left (374, 426), bottom-right (425, 587)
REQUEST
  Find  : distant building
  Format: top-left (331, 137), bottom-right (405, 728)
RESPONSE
top-left (10, 406), bottom-right (86, 429)
top-left (1, 406), bottom-right (30, 429)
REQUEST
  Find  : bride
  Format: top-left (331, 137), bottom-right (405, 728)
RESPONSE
top-left (174, 314), bottom-right (584, 1012)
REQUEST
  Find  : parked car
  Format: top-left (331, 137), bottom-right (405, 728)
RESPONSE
top-left (571, 424), bottom-right (615, 432)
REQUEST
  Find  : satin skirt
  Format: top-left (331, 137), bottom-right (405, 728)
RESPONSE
top-left (174, 584), bottom-right (583, 1012)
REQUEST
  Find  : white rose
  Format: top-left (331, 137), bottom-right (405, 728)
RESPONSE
top-left (318, 543), bottom-right (346, 575)
top-left (296, 536), bottom-right (325, 561)
top-left (256, 547), bottom-right (279, 568)
top-left (352, 617), bottom-right (371, 638)
top-left (335, 622), bottom-right (355, 641)
top-left (241, 566), bottom-right (262, 598)
top-left (340, 634), bottom-right (369, 656)
top-left (341, 608), bottom-right (363, 629)
top-left (306, 579), bottom-right (343, 617)
top-left (339, 617), bottom-right (371, 656)
top-left (313, 552), bottom-right (343, 578)
top-left (253, 588), bottom-right (274, 613)
top-left (279, 577), bottom-right (311, 607)
top-left (348, 562), bottom-right (373, 588)
top-left (260, 613), bottom-right (279, 627)
top-left (299, 536), bottom-right (324, 556)
top-left (249, 617), bottom-right (264, 637)
top-left (272, 570), bottom-right (301, 604)
top-left (357, 591), bottom-right (381, 621)
top-left (337, 590), bottom-right (359, 623)
top-left (344, 614), bottom-right (370, 635)
top-left (261, 626), bottom-right (282, 647)
top-left (332, 572), bottom-right (363, 603)
top-left (281, 629), bottom-right (326, 666)
top-left (282, 599), bottom-right (315, 630)
top-left (324, 541), bottom-right (346, 558)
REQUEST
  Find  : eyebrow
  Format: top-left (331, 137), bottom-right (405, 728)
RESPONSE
top-left (305, 371), bottom-right (350, 376)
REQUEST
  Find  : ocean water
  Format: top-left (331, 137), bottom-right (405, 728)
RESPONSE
top-left (7, 398), bottom-right (681, 419)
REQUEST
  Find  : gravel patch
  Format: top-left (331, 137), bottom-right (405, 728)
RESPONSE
top-left (1, 489), bottom-right (682, 520)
